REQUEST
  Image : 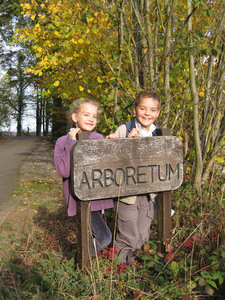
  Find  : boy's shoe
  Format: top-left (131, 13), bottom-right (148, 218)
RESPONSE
top-left (127, 249), bottom-right (141, 263)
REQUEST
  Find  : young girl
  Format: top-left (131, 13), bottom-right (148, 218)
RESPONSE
top-left (54, 98), bottom-right (114, 253)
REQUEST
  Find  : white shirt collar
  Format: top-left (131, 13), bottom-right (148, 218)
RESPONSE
top-left (135, 119), bottom-right (156, 137)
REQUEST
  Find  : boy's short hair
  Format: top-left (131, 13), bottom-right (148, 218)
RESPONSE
top-left (134, 90), bottom-right (161, 109)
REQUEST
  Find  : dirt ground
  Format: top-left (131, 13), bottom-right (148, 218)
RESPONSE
top-left (0, 139), bottom-right (81, 260)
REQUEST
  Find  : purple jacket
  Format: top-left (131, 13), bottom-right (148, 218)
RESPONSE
top-left (54, 131), bottom-right (114, 216)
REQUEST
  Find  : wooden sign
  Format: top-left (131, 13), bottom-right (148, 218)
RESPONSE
top-left (71, 136), bottom-right (183, 201)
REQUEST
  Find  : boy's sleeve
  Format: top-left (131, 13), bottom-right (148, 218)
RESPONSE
top-left (114, 124), bottom-right (127, 138)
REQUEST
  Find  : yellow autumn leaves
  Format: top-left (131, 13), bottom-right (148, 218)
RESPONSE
top-left (17, 0), bottom-right (112, 100)
top-left (53, 82), bottom-right (92, 93)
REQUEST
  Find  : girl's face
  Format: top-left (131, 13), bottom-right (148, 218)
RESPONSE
top-left (72, 103), bottom-right (98, 131)
top-left (134, 97), bottom-right (160, 131)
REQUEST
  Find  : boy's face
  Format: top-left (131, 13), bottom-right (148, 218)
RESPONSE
top-left (72, 103), bottom-right (97, 131)
top-left (134, 97), bottom-right (160, 131)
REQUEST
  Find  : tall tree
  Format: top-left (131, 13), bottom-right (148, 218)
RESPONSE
top-left (0, 0), bottom-right (48, 135)
top-left (4, 51), bottom-right (34, 135)
top-left (187, 0), bottom-right (225, 188)
top-left (0, 74), bottom-right (12, 130)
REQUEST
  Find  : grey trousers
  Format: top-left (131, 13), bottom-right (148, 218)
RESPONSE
top-left (91, 211), bottom-right (112, 254)
top-left (115, 195), bottom-right (154, 263)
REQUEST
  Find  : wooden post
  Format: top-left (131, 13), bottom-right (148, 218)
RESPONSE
top-left (76, 131), bottom-right (92, 269)
top-left (156, 128), bottom-right (172, 252)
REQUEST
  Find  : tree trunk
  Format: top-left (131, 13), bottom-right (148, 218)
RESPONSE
top-left (187, 0), bottom-right (203, 190)
top-left (131, 0), bottom-right (148, 88)
top-left (36, 94), bottom-right (42, 136)
top-left (113, 0), bottom-right (124, 124)
top-left (145, 0), bottom-right (155, 87)
top-left (51, 96), bottom-right (67, 141)
top-left (17, 93), bottom-right (23, 136)
top-left (162, 0), bottom-right (173, 127)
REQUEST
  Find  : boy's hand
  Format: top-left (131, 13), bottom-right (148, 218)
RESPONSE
top-left (128, 128), bottom-right (139, 137)
top-left (106, 134), bottom-right (119, 139)
top-left (68, 128), bottom-right (81, 140)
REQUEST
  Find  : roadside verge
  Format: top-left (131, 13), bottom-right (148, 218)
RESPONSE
top-left (0, 139), bottom-right (78, 259)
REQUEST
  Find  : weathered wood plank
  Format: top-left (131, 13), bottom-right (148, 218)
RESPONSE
top-left (156, 129), bottom-right (172, 251)
top-left (71, 136), bottom-right (183, 201)
top-left (75, 131), bottom-right (92, 269)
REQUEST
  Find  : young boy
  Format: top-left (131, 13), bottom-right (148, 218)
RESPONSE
top-left (106, 89), bottom-right (161, 263)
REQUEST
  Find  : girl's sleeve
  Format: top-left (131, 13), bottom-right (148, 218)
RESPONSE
top-left (54, 137), bottom-right (77, 178)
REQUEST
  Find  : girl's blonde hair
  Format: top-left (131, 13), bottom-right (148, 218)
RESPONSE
top-left (68, 98), bottom-right (100, 128)
top-left (71, 98), bottom-right (99, 114)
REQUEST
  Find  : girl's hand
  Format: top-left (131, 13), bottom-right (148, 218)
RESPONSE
top-left (106, 133), bottom-right (119, 139)
top-left (68, 128), bottom-right (81, 140)
top-left (128, 128), bottom-right (139, 137)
